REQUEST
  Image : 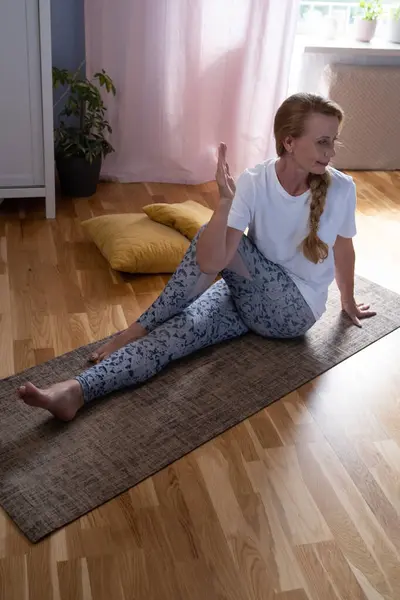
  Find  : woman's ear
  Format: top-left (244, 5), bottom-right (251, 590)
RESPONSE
top-left (283, 135), bottom-right (294, 154)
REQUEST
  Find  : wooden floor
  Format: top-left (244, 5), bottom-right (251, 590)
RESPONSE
top-left (0, 172), bottom-right (400, 600)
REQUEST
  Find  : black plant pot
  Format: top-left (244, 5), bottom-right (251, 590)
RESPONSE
top-left (56, 154), bottom-right (102, 197)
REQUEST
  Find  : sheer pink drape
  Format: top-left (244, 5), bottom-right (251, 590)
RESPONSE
top-left (85, 0), bottom-right (299, 183)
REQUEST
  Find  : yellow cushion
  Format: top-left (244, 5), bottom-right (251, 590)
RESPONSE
top-left (142, 200), bottom-right (213, 240)
top-left (81, 213), bottom-right (190, 273)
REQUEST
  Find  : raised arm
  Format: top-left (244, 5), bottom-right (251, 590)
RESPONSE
top-left (197, 143), bottom-right (246, 273)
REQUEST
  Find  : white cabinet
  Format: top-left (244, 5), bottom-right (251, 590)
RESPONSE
top-left (0, 0), bottom-right (55, 218)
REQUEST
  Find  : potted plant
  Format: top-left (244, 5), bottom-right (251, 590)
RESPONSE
top-left (387, 5), bottom-right (400, 43)
top-left (354, 0), bottom-right (383, 42)
top-left (53, 67), bottom-right (116, 197)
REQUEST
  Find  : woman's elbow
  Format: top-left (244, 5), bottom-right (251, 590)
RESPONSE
top-left (196, 228), bottom-right (226, 273)
top-left (196, 255), bottom-right (222, 274)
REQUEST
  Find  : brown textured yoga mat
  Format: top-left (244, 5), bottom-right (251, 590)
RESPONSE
top-left (1, 276), bottom-right (400, 543)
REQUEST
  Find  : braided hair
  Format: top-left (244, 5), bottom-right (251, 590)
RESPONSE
top-left (274, 93), bottom-right (343, 264)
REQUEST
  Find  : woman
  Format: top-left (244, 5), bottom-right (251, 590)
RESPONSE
top-left (18, 93), bottom-right (376, 421)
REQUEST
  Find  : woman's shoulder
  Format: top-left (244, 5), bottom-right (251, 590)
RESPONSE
top-left (239, 158), bottom-right (274, 179)
top-left (236, 159), bottom-right (275, 192)
top-left (327, 166), bottom-right (355, 193)
top-left (326, 167), bottom-right (357, 217)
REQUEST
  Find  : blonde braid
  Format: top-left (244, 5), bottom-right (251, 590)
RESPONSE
top-left (301, 172), bottom-right (331, 264)
top-left (273, 93), bottom-right (343, 264)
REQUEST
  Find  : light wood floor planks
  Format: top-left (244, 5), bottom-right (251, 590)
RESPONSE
top-left (0, 171), bottom-right (399, 600)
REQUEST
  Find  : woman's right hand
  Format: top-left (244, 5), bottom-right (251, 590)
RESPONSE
top-left (216, 142), bottom-right (236, 202)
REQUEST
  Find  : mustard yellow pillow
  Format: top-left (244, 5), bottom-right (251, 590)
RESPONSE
top-left (142, 200), bottom-right (213, 240)
top-left (81, 213), bottom-right (190, 273)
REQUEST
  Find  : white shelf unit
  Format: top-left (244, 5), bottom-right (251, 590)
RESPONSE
top-left (0, 0), bottom-right (55, 218)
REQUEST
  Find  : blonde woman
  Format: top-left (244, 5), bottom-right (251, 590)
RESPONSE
top-left (18, 93), bottom-right (376, 421)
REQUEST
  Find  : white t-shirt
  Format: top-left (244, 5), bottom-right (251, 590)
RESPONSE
top-left (227, 158), bottom-right (357, 320)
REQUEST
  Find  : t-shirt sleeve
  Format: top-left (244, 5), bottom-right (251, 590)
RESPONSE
top-left (337, 179), bottom-right (357, 238)
top-left (227, 170), bottom-right (255, 232)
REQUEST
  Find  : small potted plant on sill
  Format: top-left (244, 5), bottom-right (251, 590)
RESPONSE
top-left (53, 66), bottom-right (116, 197)
top-left (354, 0), bottom-right (383, 43)
top-left (387, 5), bottom-right (400, 43)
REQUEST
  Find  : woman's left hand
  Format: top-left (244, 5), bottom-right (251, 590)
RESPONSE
top-left (341, 298), bottom-right (377, 328)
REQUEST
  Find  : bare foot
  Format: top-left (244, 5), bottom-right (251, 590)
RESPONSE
top-left (89, 323), bottom-right (147, 363)
top-left (17, 380), bottom-right (84, 421)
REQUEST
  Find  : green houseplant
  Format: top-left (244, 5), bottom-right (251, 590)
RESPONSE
top-left (53, 67), bottom-right (116, 197)
top-left (387, 5), bottom-right (400, 43)
top-left (354, 0), bottom-right (383, 42)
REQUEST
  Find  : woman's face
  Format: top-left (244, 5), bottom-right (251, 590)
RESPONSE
top-left (286, 113), bottom-right (340, 175)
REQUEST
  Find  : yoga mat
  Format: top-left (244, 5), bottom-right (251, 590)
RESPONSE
top-left (1, 276), bottom-right (399, 543)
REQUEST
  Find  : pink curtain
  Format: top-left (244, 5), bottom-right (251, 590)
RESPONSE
top-left (85, 0), bottom-right (299, 184)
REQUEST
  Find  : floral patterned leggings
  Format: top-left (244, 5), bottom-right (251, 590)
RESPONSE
top-left (76, 228), bottom-right (316, 403)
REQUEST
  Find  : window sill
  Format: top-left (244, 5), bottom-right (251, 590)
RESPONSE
top-left (301, 37), bottom-right (400, 57)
